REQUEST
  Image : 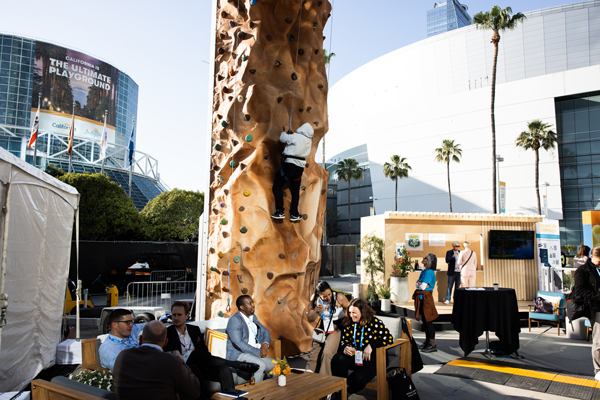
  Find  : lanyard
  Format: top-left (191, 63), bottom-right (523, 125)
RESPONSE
top-left (108, 335), bottom-right (138, 348)
top-left (353, 324), bottom-right (365, 350)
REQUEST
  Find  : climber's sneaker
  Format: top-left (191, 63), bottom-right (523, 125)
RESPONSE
top-left (271, 211), bottom-right (285, 219)
top-left (290, 213), bottom-right (302, 222)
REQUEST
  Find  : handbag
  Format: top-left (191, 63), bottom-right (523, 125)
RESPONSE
top-left (312, 295), bottom-right (336, 344)
top-left (387, 367), bottom-right (420, 399)
top-left (455, 250), bottom-right (473, 272)
top-left (401, 317), bottom-right (423, 374)
top-left (566, 292), bottom-right (590, 321)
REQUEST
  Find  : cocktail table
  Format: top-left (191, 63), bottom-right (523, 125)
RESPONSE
top-left (211, 372), bottom-right (347, 400)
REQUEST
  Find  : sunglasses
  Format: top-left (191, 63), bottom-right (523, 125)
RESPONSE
top-left (116, 320), bottom-right (133, 326)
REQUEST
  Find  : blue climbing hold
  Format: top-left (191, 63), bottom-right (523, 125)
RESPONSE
top-left (218, 311), bottom-right (224, 317)
top-left (221, 121), bottom-right (228, 128)
top-left (210, 266), bottom-right (217, 272)
top-left (230, 160), bottom-right (237, 167)
top-left (245, 135), bottom-right (253, 142)
top-left (215, 143), bottom-right (222, 151)
top-left (234, 256), bottom-right (241, 263)
top-left (250, 0), bottom-right (256, 4)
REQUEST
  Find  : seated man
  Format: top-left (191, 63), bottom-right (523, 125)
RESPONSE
top-left (163, 301), bottom-right (259, 391)
top-left (113, 320), bottom-right (202, 400)
top-left (226, 295), bottom-right (275, 383)
top-left (99, 308), bottom-right (146, 371)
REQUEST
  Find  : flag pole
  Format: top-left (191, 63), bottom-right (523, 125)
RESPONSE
top-left (33, 93), bottom-right (41, 168)
top-left (128, 117), bottom-right (135, 198)
top-left (68, 101), bottom-right (74, 173)
top-left (101, 110), bottom-right (107, 174)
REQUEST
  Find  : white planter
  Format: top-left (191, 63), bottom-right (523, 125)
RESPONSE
top-left (391, 276), bottom-right (410, 304)
top-left (381, 298), bottom-right (391, 312)
top-left (278, 374), bottom-right (286, 387)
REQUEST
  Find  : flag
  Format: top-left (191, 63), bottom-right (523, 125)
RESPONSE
top-left (27, 106), bottom-right (40, 149)
top-left (99, 114), bottom-right (108, 160)
top-left (128, 124), bottom-right (135, 166)
top-left (67, 113), bottom-right (75, 157)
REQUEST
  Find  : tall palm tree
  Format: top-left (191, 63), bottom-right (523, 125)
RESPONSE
top-left (383, 155), bottom-right (412, 211)
top-left (434, 140), bottom-right (462, 212)
top-left (335, 158), bottom-right (363, 242)
top-left (473, 6), bottom-right (526, 213)
top-left (515, 120), bottom-right (557, 215)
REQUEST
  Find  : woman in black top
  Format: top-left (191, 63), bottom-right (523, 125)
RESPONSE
top-left (574, 246), bottom-right (600, 380)
top-left (331, 299), bottom-right (393, 396)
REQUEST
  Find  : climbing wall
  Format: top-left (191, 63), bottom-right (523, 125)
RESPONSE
top-left (207, 0), bottom-right (332, 355)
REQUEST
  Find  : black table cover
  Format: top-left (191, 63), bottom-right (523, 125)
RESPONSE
top-left (451, 287), bottom-right (521, 356)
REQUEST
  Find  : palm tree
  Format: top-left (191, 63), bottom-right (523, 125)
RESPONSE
top-left (515, 120), bottom-right (557, 215)
top-left (335, 158), bottom-right (363, 242)
top-left (473, 6), bottom-right (526, 213)
top-left (383, 155), bottom-right (412, 211)
top-left (434, 140), bottom-right (462, 212)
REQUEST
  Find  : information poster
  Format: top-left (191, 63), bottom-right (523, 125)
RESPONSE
top-left (536, 219), bottom-right (560, 292)
top-left (429, 233), bottom-right (446, 247)
top-left (396, 243), bottom-right (405, 259)
top-left (405, 233), bottom-right (423, 251)
top-left (499, 181), bottom-right (506, 214)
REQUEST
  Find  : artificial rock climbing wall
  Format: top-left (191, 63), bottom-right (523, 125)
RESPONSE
top-left (206, 0), bottom-right (332, 355)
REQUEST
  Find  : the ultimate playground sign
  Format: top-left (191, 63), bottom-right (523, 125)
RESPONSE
top-left (31, 41), bottom-right (119, 143)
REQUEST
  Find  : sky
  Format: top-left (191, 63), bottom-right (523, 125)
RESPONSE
top-left (2, 0), bottom-right (571, 192)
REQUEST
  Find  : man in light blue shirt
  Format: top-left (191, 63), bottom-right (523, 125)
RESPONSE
top-left (99, 309), bottom-right (146, 371)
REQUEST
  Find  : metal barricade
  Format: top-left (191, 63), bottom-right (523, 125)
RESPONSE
top-left (150, 270), bottom-right (189, 282)
top-left (126, 280), bottom-right (197, 311)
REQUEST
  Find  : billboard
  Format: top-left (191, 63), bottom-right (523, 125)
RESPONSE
top-left (30, 41), bottom-right (118, 144)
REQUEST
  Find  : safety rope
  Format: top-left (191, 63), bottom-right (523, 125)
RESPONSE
top-left (289, 1), bottom-right (304, 129)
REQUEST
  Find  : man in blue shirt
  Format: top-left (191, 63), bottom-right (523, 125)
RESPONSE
top-left (99, 309), bottom-right (146, 371)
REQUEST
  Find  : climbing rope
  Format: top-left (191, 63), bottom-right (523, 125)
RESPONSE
top-left (289, 1), bottom-right (304, 129)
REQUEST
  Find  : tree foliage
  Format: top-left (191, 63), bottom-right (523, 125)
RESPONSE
top-left (335, 158), bottom-right (363, 241)
top-left (359, 233), bottom-right (385, 292)
top-left (58, 173), bottom-right (142, 240)
top-left (45, 163), bottom-right (66, 178)
top-left (141, 189), bottom-right (204, 242)
top-left (383, 155), bottom-right (411, 212)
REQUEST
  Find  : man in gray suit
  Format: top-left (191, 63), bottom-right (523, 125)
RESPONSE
top-left (226, 295), bottom-right (275, 382)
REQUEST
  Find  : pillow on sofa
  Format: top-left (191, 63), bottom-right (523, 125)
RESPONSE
top-left (205, 327), bottom-right (227, 358)
top-left (538, 294), bottom-right (561, 313)
top-left (533, 297), bottom-right (554, 314)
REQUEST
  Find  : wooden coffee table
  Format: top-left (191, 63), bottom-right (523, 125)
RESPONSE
top-left (211, 372), bottom-right (347, 400)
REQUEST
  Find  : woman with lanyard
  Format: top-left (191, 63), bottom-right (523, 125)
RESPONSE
top-left (306, 281), bottom-right (349, 375)
top-left (330, 299), bottom-right (393, 398)
top-left (413, 253), bottom-right (439, 353)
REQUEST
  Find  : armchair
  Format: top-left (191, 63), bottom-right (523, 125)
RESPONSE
top-left (528, 291), bottom-right (566, 336)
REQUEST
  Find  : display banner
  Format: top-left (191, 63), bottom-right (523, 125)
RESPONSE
top-left (499, 181), bottom-right (506, 214)
top-left (582, 211), bottom-right (600, 250)
top-left (536, 219), bottom-right (561, 292)
top-left (405, 233), bottom-right (423, 251)
top-left (31, 41), bottom-right (118, 143)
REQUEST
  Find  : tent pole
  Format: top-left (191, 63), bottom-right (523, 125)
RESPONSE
top-left (0, 182), bottom-right (13, 354)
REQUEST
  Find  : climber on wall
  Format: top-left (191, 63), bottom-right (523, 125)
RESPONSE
top-left (271, 122), bottom-right (313, 222)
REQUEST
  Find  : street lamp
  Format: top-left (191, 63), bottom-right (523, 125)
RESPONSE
top-left (543, 182), bottom-right (550, 218)
top-left (495, 155), bottom-right (504, 213)
top-left (369, 196), bottom-right (378, 215)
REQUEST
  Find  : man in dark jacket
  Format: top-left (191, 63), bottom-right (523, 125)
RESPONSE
top-left (574, 247), bottom-right (600, 380)
top-left (444, 241), bottom-right (461, 304)
top-left (163, 301), bottom-right (258, 391)
top-left (113, 320), bottom-right (201, 400)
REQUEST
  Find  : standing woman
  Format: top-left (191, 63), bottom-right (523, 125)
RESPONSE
top-left (574, 245), bottom-right (591, 269)
top-left (413, 253), bottom-right (439, 353)
top-left (457, 241), bottom-right (477, 288)
top-left (574, 246), bottom-right (600, 380)
top-left (330, 299), bottom-right (393, 397)
top-left (305, 281), bottom-right (349, 375)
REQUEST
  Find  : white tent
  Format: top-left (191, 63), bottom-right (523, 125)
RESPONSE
top-left (0, 148), bottom-right (80, 391)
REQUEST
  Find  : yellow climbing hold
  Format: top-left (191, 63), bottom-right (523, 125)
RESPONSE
top-left (243, 190), bottom-right (250, 197)
top-left (217, 252), bottom-right (224, 258)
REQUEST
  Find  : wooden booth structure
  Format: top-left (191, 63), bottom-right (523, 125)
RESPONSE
top-left (361, 212), bottom-right (543, 301)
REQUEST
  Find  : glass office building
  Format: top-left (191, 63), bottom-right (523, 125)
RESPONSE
top-left (0, 33), bottom-right (166, 210)
top-left (427, 0), bottom-right (472, 37)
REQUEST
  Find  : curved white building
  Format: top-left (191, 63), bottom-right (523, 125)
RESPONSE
top-left (327, 1), bottom-right (600, 245)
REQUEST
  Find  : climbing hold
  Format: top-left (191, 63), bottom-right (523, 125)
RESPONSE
top-left (241, 54), bottom-right (248, 61)
top-left (289, 34), bottom-right (295, 41)
top-left (237, 274), bottom-right (244, 283)
top-left (218, 251), bottom-right (224, 258)
top-left (318, 1), bottom-right (323, 5)
top-left (250, 0), bottom-right (256, 4)
top-left (277, 298), bottom-right (282, 304)
top-left (213, 165), bottom-right (220, 171)
top-left (315, 49), bottom-right (319, 55)
top-left (313, 121), bottom-right (319, 126)
top-left (267, 272), bottom-right (274, 279)
top-left (300, 186), bottom-right (306, 190)
top-left (298, 49), bottom-right (304, 56)
top-left (220, 218), bottom-right (228, 225)
top-left (222, 271), bottom-right (229, 276)
top-left (241, 288), bottom-right (248, 294)
top-left (221, 120), bottom-right (228, 127)
top-left (299, 108), bottom-right (304, 113)
top-left (214, 143), bottom-right (222, 151)
top-left (222, 286), bottom-right (229, 292)
top-left (234, 256), bottom-right (241, 263)
top-left (249, 21), bottom-right (255, 28)
top-left (277, 97), bottom-right (283, 103)
top-left (218, 311), bottom-right (224, 317)
top-left (313, 21), bottom-right (318, 28)
top-left (279, 254), bottom-right (286, 259)
top-left (232, 139), bottom-right (239, 146)
top-left (306, 106), bottom-right (312, 112)
top-left (285, 17), bottom-right (292, 24)
top-left (249, 69), bottom-right (256, 74)
top-left (220, 202), bottom-right (226, 207)
top-left (228, 96), bottom-right (233, 101)
top-left (218, 47), bottom-right (225, 55)
top-left (318, 84), bottom-right (324, 89)
top-left (239, 206), bottom-right (245, 212)
top-left (264, 154), bottom-right (269, 160)
top-left (240, 163), bottom-right (246, 170)
top-left (229, 68), bottom-right (235, 76)
top-left (303, 214), bottom-right (308, 220)
top-left (212, 208), bottom-right (219, 215)
top-left (321, 189), bottom-right (326, 195)
top-left (229, 160), bottom-right (237, 167)
top-left (237, 95), bottom-right (244, 102)
top-left (305, 163), bottom-right (310, 168)
top-left (244, 246), bottom-right (250, 252)
top-left (210, 266), bottom-right (218, 272)
top-left (244, 114), bottom-right (251, 121)
top-left (245, 135), bottom-right (253, 142)
top-left (240, 226), bottom-right (248, 234)
top-left (238, 31), bottom-right (246, 40)
top-left (291, 72), bottom-right (297, 81)
top-left (210, 248), bottom-right (215, 254)
top-left (266, 35), bottom-right (272, 41)
top-left (229, 21), bottom-right (236, 28)
top-left (243, 191), bottom-right (251, 198)
top-left (274, 61), bottom-right (281, 67)
top-left (323, 36), bottom-right (326, 41)
top-left (222, 232), bottom-right (229, 238)
top-left (217, 74), bottom-right (225, 81)
top-left (218, 175), bottom-right (225, 185)
top-left (224, 189), bottom-right (229, 195)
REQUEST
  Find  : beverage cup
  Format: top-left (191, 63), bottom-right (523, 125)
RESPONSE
top-left (493, 283), bottom-right (499, 290)
top-left (348, 348), bottom-right (355, 356)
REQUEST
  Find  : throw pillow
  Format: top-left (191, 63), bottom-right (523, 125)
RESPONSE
top-left (538, 294), bottom-right (562, 313)
top-left (533, 297), bottom-right (553, 314)
top-left (205, 327), bottom-right (227, 358)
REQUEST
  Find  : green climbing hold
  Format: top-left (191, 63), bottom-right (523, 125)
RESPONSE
top-left (230, 160), bottom-right (237, 167)
top-left (217, 311), bottom-right (224, 317)
top-left (210, 266), bottom-right (217, 272)
top-left (245, 135), bottom-right (253, 142)
top-left (242, 54), bottom-right (248, 61)
top-left (214, 143), bottom-right (222, 151)
top-left (221, 120), bottom-right (228, 127)
top-left (234, 256), bottom-right (241, 263)
top-left (220, 218), bottom-right (228, 225)
top-left (240, 226), bottom-right (248, 234)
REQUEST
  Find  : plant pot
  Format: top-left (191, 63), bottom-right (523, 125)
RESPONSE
top-left (278, 374), bottom-right (286, 387)
top-left (381, 298), bottom-right (391, 312)
top-left (370, 300), bottom-right (381, 312)
top-left (391, 276), bottom-right (410, 304)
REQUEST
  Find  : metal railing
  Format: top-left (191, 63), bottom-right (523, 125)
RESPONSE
top-left (126, 281), bottom-right (197, 311)
top-left (149, 270), bottom-right (189, 282)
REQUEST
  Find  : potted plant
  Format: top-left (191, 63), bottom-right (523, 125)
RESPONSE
top-left (270, 357), bottom-right (291, 386)
top-left (69, 369), bottom-right (114, 391)
top-left (390, 244), bottom-right (414, 304)
top-left (366, 287), bottom-right (380, 311)
top-left (360, 233), bottom-right (385, 309)
top-left (378, 286), bottom-right (392, 312)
